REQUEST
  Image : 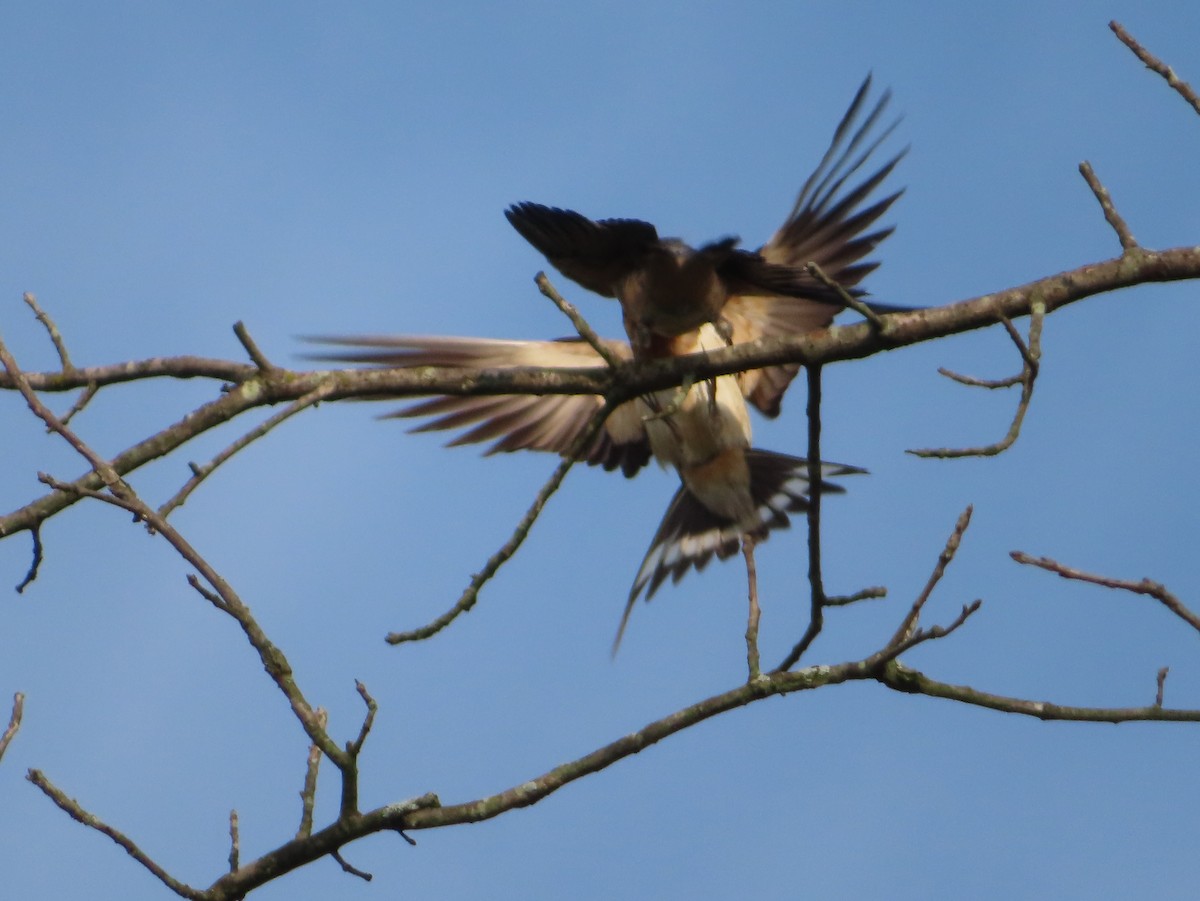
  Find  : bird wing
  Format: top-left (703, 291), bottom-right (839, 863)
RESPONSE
top-left (613, 450), bottom-right (866, 653)
top-left (307, 335), bottom-right (653, 477)
top-left (505, 202), bottom-right (661, 298)
top-left (724, 74), bottom-right (908, 417)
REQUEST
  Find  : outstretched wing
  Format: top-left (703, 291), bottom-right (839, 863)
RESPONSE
top-left (505, 202), bottom-right (661, 298)
top-left (725, 74), bottom-right (908, 417)
top-left (307, 335), bottom-right (653, 477)
top-left (613, 450), bottom-right (867, 653)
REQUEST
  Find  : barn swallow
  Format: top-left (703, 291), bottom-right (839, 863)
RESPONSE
top-left (504, 74), bottom-right (906, 362)
top-left (311, 76), bottom-right (904, 649)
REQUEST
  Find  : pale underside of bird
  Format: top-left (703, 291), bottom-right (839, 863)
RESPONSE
top-left (310, 75), bottom-right (906, 650)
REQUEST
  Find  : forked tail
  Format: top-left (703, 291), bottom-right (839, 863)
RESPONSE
top-left (612, 449), bottom-right (866, 654)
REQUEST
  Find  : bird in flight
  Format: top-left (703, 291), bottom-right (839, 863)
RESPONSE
top-left (311, 76), bottom-right (907, 651)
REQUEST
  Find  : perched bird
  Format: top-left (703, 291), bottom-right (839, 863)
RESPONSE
top-left (503, 74), bottom-right (905, 367)
top-left (311, 76), bottom-right (905, 649)
top-left (504, 202), bottom-right (842, 354)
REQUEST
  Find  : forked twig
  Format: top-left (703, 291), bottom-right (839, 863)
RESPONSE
top-left (909, 305), bottom-right (1044, 458)
top-left (887, 505), bottom-right (975, 648)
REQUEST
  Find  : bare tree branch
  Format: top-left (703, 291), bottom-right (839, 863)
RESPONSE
top-left (1079, 161), bottom-right (1138, 250)
top-left (27, 769), bottom-right (206, 900)
top-left (1010, 551), bottom-right (1200, 634)
top-left (887, 506), bottom-right (975, 648)
top-left (775, 364), bottom-right (828, 671)
top-left (297, 709), bottom-right (328, 840)
top-left (233, 321), bottom-right (275, 372)
top-left (228, 811), bottom-right (239, 874)
top-left (157, 381), bottom-right (336, 519)
top-left (535, 272), bottom-right (623, 367)
top-left (0, 692), bottom-right (24, 762)
top-left (909, 305), bottom-right (1043, 458)
top-left (5, 25), bottom-right (1200, 898)
top-left (23, 293), bottom-right (75, 374)
top-left (805, 262), bottom-right (887, 329)
top-left (877, 661), bottom-right (1200, 723)
top-left (1111, 20), bottom-right (1200, 115)
top-left (743, 535), bottom-right (762, 681)
top-left (330, 849), bottom-right (372, 882)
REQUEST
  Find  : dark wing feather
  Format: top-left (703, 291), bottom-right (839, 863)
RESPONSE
top-left (724, 75), bottom-right (908, 417)
top-left (505, 202), bottom-right (660, 298)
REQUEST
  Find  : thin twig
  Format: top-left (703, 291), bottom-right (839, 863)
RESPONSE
top-left (888, 506), bottom-right (974, 648)
top-left (15, 524), bottom-right (42, 593)
top-left (0, 692), bottom-right (24, 762)
top-left (909, 304), bottom-right (1043, 458)
top-left (23, 293), bottom-right (75, 373)
top-left (158, 382), bottom-right (336, 518)
top-left (331, 849), bottom-right (373, 881)
top-left (936, 367), bottom-right (1022, 389)
top-left (774, 364), bottom-right (827, 672)
top-left (1079, 161), bottom-right (1138, 250)
top-left (347, 682), bottom-right (377, 757)
top-left (1110, 21), bottom-right (1200, 116)
top-left (2, 338), bottom-right (345, 767)
top-left (825, 586), bottom-right (888, 606)
top-left (743, 536), bottom-right (761, 681)
top-left (233, 320), bottom-right (275, 371)
top-left (229, 810), bottom-right (240, 873)
top-left (59, 382), bottom-right (99, 426)
top-left (338, 682), bottom-right (377, 817)
top-left (874, 600), bottom-right (983, 665)
top-left (0, 341), bottom-right (128, 495)
top-left (804, 262), bottom-right (886, 329)
top-left (26, 769), bottom-right (205, 900)
top-left (535, 272), bottom-right (623, 367)
top-left (6, 245), bottom-right (1200, 545)
top-left (386, 399), bottom-right (616, 644)
top-left (297, 708), bottom-right (328, 840)
top-left (1010, 551), bottom-right (1200, 635)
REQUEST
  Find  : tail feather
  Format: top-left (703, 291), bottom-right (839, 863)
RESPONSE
top-left (611, 450), bottom-right (865, 653)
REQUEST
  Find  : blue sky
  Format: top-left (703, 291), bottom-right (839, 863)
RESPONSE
top-left (2, 4), bottom-right (1200, 899)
